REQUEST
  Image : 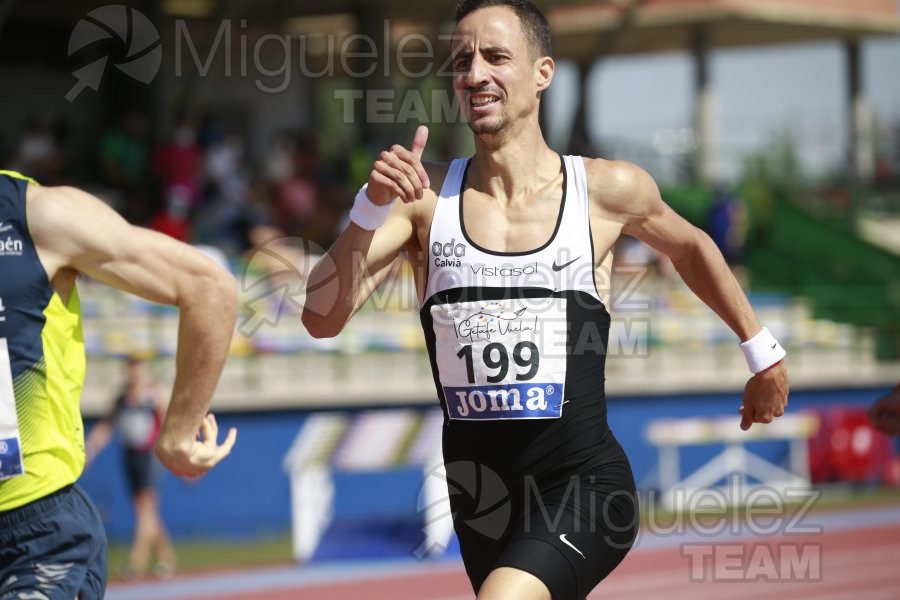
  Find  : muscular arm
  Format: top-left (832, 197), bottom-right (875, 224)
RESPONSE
top-left (28, 186), bottom-right (238, 477)
top-left (302, 206), bottom-right (416, 338)
top-left (589, 160), bottom-right (789, 429)
top-left (617, 169), bottom-right (760, 340)
top-left (303, 126), bottom-right (434, 338)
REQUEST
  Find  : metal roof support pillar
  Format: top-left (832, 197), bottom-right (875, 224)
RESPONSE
top-left (693, 26), bottom-right (715, 185)
top-left (846, 38), bottom-right (874, 181)
top-left (564, 60), bottom-right (594, 156)
top-left (353, 2), bottom-right (390, 146)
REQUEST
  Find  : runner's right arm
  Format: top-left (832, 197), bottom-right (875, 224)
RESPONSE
top-left (302, 126), bottom-right (430, 338)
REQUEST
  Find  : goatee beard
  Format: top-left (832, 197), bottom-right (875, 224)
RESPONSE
top-left (468, 112), bottom-right (511, 135)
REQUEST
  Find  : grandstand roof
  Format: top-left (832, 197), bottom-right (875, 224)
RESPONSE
top-left (547, 0), bottom-right (900, 63)
top-left (10, 1), bottom-right (900, 50)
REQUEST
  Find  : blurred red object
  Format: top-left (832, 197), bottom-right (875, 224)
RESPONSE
top-left (808, 406), bottom-right (896, 484)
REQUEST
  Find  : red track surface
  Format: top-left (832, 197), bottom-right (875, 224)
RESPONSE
top-left (139, 522), bottom-right (900, 600)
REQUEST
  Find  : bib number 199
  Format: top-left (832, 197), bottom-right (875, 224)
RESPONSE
top-left (456, 341), bottom-right (540, 384)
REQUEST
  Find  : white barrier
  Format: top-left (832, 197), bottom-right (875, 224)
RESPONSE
top-left (282, 409), bottom-right (448, 563)
top-left (645, 412), bottom-right (820, 510)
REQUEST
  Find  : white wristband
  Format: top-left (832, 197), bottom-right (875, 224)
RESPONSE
top-left (349, 185), bottom-right (394, 230)
top-left (739, 327), bottom-right (786, 374)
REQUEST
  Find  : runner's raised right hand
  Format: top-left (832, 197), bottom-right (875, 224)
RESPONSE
top-left (367, 125), bottom-right (430, 205)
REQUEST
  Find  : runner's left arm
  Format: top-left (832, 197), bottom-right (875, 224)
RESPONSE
top-left (587, 159), bottom-right (789, 430)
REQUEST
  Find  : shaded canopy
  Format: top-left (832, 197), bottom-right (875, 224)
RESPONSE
top-left (8, 0), bottom-right (900, 64)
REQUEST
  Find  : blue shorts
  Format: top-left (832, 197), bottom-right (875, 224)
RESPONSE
top-left (0, 484), bottom-right (107, 600)
top-left (124, 449), bottom-right (160, 496)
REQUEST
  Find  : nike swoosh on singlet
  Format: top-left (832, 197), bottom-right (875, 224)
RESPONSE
top-left (559, 534), bottom-right (586, 559)
top-left (552, 257), bottom-right (581, 271)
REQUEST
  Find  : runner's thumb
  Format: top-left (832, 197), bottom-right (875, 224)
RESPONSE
top-left (411, 125), bottom-right (429, 158)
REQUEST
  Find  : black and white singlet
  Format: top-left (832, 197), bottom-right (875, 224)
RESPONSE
top-left (421, 155), bottom-right (620, 465)
top-left (418, 155), bottom-right (638, 599)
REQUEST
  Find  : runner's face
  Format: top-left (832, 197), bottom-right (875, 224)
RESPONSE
top-left (451, 6), bottom-right (542, 135)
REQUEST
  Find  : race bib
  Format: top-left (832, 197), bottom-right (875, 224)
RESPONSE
top-left (0, 337), bottom-right (25, 480)
top-left (430, 298), bottom-right (567, 420)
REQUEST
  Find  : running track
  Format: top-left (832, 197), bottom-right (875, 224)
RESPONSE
top-left (108, 507), bottom-right (900, 600)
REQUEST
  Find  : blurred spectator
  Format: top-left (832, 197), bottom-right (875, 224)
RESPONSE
top-left (149, 187), bottom-right (193, 242)
top-left (195, 128), bottom-right (256, 254)
top-left (267, 132), bottom-right (320, 235)
top-left (613, 235), bottom-right (676, 286)
top-left (708, 185), bottom-right (747, 266)
top-left (153, 121), bottom-right (203, 209)
top-left (15, 115), bottom-right (61, 183)
top-left (85, 357), bottom-right (176, 581)
top-left (99, 111), bottom-right (151, 221)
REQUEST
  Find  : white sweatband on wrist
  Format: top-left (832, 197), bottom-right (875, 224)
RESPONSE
top-left (739, 327), bottom-right (786, 374)
top-left (349, 184), bottom-right (394, 230)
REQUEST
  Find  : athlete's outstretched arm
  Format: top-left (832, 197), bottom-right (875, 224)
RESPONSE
top-left (589, 160), bottom-right (789, 430)
top-left (302, 126), bottom-right (430, 338)
top-left (27, 185), bottom-right (238, 478)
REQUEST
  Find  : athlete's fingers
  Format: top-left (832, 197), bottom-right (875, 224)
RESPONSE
top-left (374, 162), bottom-right (415, 202)
top-left (369, 171), bottom-right (406, 202)
top-left (374, 156), bottom-right (418, 202)
top-left (739, 404), bottom-right (754, 431)
top-left (199, 413), bottom-right (217, 447)
top-left (383, 146), bottom-right (428, 200)
top-left (755, 412), bottom-right (774, 424)
top-left (214, 427), bottom-right (238, 462)
top-left (385, 149), bottom-right (427, 200)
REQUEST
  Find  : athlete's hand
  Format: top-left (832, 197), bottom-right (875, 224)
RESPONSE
top-left (155, 413), bottom-right (237, 478)
top-left (739, 361), bottom-right (789, 430)
top-left (868, 385), bottom-right (900, 435)
top-left (367, 125), bottom-right (430, 204)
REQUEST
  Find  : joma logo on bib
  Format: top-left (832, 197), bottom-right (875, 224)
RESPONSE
top-left (431, 298), bottom-right (568, 421)
top-left (445, 383), bottom-right (563, 420)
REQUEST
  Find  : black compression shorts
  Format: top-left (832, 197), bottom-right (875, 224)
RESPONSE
top-left (448, 443), bottom-right (639, 599)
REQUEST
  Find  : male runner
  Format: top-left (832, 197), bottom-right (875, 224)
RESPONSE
top-left (0, 171), bottom-right (237, 599)
top-left (302, 1), bottom-right (790, 598)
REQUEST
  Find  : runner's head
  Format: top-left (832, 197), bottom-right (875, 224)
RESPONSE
top-left (451, 0), bottom-right (555, 135)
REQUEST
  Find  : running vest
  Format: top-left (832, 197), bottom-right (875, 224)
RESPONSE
top-left (0, 172), bottom-right (86, 511)
top-left (115, 386), bottom-right (161, 453)
top-left (420, 155), bottom-right (616, 477)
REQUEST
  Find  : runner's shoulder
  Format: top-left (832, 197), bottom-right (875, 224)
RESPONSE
top-left (581, 157), bottom-right (661, 220)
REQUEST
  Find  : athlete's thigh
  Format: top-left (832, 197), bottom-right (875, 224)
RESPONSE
top-left (477, 566), bottom-right (550, 600)
top-left (495, 476), bottom-right (639, 599)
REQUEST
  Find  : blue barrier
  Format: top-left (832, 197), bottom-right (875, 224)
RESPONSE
top-left (80, 386), bottom-right (892, 546)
